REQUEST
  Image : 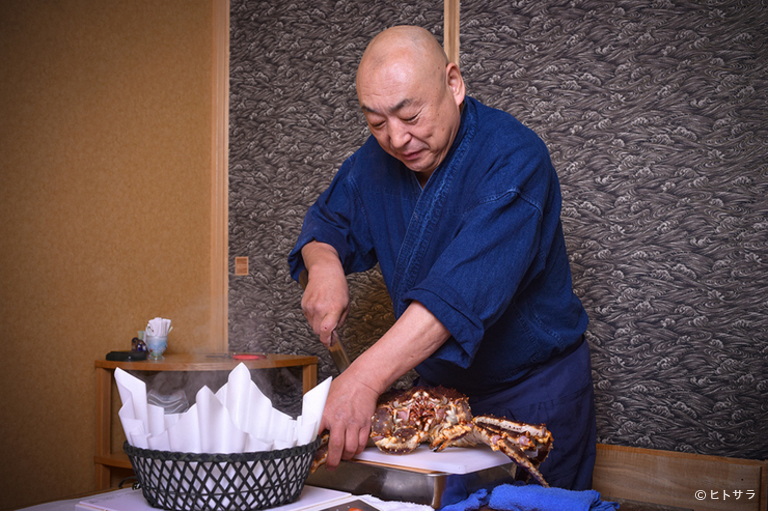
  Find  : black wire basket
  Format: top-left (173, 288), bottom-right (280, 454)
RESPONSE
top-left (124, 436), bottom-right (321, 511)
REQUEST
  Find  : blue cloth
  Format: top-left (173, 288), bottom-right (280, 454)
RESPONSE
top-left (489, 484), bottom-right (619, 511)
top-left (289, 96), bottom-right (589, 396)
top-left (439, 485), bottom-right (619, 511)
top-left (439, 488), bottom-right (489, 511)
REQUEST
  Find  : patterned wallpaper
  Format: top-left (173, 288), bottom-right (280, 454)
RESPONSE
top-left (229, 0), bottom-right (768, 459)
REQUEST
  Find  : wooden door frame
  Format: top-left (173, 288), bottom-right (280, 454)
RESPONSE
top-left (211, 0), bottom-right (229, 352)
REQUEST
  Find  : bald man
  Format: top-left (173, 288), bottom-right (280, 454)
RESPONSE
top-left (289, 26), bottom-right (596, 491)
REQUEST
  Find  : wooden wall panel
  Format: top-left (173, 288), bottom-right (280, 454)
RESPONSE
top-left (0, 2), bottom-right (216, 508)
top-left (594, 444), bottom-right (767, 511)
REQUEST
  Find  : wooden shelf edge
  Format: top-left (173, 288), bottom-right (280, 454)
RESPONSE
top-left (95, 452), bottom-right (132, 469)
top-left (94, 353), bottom-right (318, 372)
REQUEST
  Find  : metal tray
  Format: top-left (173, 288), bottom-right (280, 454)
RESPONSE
top-left (306, 459), bottom-right (517, 508)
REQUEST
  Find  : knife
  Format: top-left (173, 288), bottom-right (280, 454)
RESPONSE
top-left (298, 269), bottom-right (352, 372)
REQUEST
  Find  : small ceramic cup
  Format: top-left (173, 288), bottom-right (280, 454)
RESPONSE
top-left (145, 335), bottom-right (167, 361)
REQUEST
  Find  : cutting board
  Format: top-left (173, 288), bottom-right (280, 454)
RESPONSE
top-left (353, 444), bottom-right (511, 474)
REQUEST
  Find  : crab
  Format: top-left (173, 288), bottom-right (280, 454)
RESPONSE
top-left (312, 386), bottom-right (553, 487)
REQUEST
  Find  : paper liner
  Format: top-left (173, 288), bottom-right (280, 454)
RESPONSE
top-left (114, 364), bottom-right (331, 453)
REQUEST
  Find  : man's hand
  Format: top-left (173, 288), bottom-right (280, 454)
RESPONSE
top-left (318, 369), bottom-right (379, 470)
top-left (300, 242), bottom-right (350, 347)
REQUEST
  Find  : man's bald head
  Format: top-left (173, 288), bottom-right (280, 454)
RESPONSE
top-left (357, 26), bottom-right (449, 87)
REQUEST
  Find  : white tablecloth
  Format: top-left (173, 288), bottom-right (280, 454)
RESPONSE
top-left (18, 488), bottom-right (434, 511)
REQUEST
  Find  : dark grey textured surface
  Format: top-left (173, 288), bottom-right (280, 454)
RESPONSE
top-left (229, 0), bottom-right (768, 458)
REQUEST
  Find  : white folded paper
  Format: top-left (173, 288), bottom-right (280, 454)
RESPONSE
top-left (115, 363), bottom-right (331, 453)
top-left (145, 317), bottom-right (171, 337)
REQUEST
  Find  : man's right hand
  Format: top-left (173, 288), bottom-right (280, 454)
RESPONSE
top-left (300, 241), bottom-right (350, 348)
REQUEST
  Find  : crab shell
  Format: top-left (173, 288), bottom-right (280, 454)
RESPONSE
top-left (370, 386), bottom-right (473, 454)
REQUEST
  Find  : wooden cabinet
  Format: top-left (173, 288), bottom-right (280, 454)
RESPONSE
top-left (94, 353), bottom-right (318, 489)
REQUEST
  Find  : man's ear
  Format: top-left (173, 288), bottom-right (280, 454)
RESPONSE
top-left (446, 62), bottom-right (465, 107)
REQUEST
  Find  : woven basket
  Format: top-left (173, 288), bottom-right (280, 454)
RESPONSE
top-left (124, 437), bottom-right (321, 511)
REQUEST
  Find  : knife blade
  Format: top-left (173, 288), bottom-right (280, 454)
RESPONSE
top-left (298, 269), bottom-right (351, 372)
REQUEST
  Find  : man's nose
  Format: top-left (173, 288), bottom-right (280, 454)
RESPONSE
top-left (388, 121), bottom-right (411, 148)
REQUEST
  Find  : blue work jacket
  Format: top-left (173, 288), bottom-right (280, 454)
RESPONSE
top-left (289, 96), bottom-right (588, 395)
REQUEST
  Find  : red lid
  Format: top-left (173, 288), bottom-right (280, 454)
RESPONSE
top-left (233, 353), bottom-right (265, 360)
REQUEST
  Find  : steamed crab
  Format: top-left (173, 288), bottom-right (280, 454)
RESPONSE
top-left (312, 386), bottom-right (553, 487)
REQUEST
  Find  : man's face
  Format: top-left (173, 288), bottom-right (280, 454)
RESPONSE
top-left (357, 60), bottom-right (463, 180)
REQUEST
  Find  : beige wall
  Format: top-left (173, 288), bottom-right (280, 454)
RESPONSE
top-left (0, 1), bottom-right (217, 508)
